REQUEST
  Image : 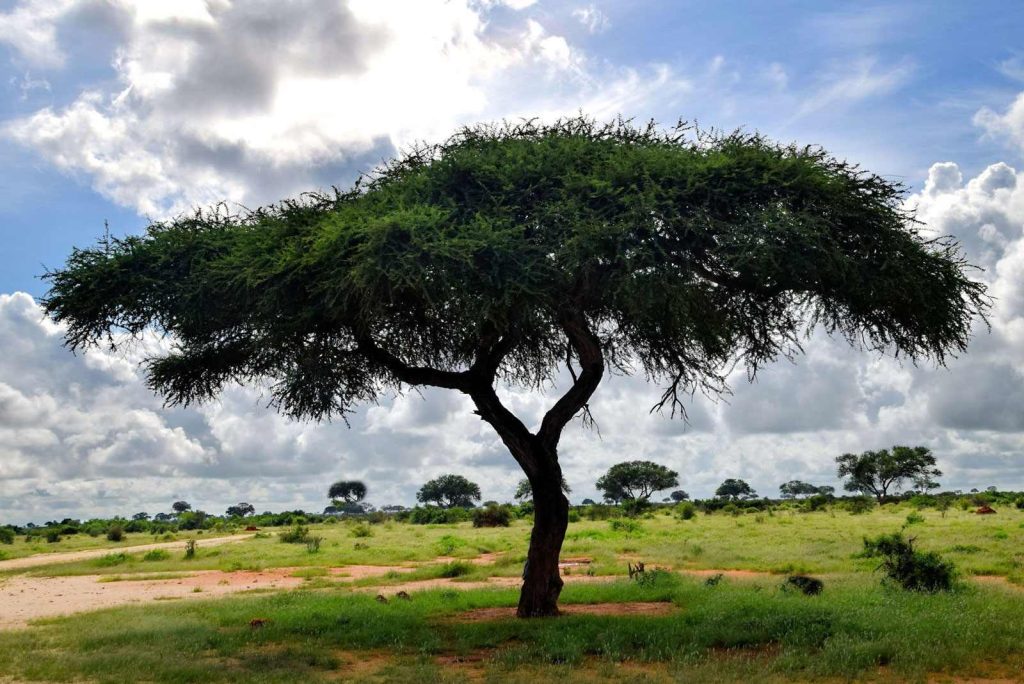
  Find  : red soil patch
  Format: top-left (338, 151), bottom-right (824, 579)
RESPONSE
top-left (975, 506), bottom-right (997, 515)
top-left (451, 601), bottom-right (677, 622)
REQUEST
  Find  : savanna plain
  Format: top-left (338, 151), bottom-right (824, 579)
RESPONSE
top-left (1, 503), bottom-right (1024, 683)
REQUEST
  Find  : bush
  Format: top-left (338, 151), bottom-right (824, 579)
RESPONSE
top-left (803, 494), bottom-right (830, 512)
top-left (847, 496), bottom-right (875, 515)
top-left (721, 503), bottom-right (740, 517)
top-left (143, 549), bottom-right (170, 562)
top-left (1016, 497), bottom-right (1024, 510)
top-left (350, 523), bottom-right (373, 538)
top-left (436, 534), bottom-right (464, 556)
top-left (184, 539), bottom-right (197, 560)
top-left (905, 512), bottom-right (924, 525)
top-left (567, 509), bottom-right (581, 523)
top-left (678, 502), bottom-right (697, 520)
top-left (621, 498), bottom-right (652, 517)
top-left (279, 524), bottom-right (310, 543)
top-left (106, 525), bottom-right (125, 542)
top-left (306, 536), bottom-right (323, 553)
top-left (0, 527), bottom-right (14, 544)
top-left (46, 530), bottom-right (61, 543)
top-left (409, 506), bottom-right (472, 525)
top-left (583, 504), bottom-right (615, 520)
top-left (784, 575), bottom-right (824, 595)
top-left (472, 504), bottom-right (512, 528)
top-left (439, 561), bottom-right (471, 578)
top-left (632, 567), bottom-right (677, 588)
top-left (609, 518), bottom-right (642, 535)
top-left (862, 532), bottom-right (955, 592)
top-left (95, 553), bottom-right (129, 567)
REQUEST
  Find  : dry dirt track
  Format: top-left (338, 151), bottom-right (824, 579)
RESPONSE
top-left (0, 534), bottom-right (254, 572)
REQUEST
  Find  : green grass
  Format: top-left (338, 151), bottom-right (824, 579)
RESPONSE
top-left (1, 573), bottom-right (1023, 683)
top-left (0, 529), bottom-right (235, 561)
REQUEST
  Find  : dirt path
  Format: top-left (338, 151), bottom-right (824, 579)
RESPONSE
top-left (0, 534), bottom-right (254, 572)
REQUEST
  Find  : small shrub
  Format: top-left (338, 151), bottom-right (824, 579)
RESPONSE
top-left (784, 575), bottom-right (824, 595)
top-left (0, 527), bottom-right (14, 545)
top-left (994, 530), bottom-right (1009, 540)
top-left (95, 553), bottom-right (129, 567)
top-left (1015, 497), bottom-right (1024, 510)
top-left (609, 518), bottom-right (642, 535)
top-left (472, 504), bottom-right (512, 528)
top-left (567, 510), bottom-right (581, 523)
top-left (306, 536), bottom-right (323, 553)
top-left (143, 549), bottom-right (170, 562)
top-left (862, 532), bottom-right (955, 592)
top-left (621, 498), bottom-right (652, 518)
top-left (350, 524), bottom-right (373, 538)
top-left (632, 567), bottom-right (677, 588)
top-left (436, 534), bottom-right (464, 556)
top-left (279, 524), bottom-right (310, 544)
top-left (847, 497), bottom-right (875, 515)
top-left (184, 539), bottom-right (197, 560)
top-left (948, 544), bottom-right (982, 554)
top-left (905, 512), bottom-right (924, 525)
top-left (106, 525), bottom-right (125, 542)
top-left (704, 572), bottom-right (724, 587)
top-left (583, 504), bottom-right (616, 521)
top-left (439, 561), bottom-right (471, 578)
top-left (46, 530), bottom-right (61, 543)
top-left (678, 502), bottom-right (696, 520)
top-left (353, 542), bottom-right (369, 550)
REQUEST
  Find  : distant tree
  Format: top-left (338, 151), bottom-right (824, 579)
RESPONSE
top-left (581, 498), bottom-right (596, 506)
top-left (131, 512), bottom-right (149, 521)
top-left (515, 477), bottom-right (570, 501)
top-left (669, 490), bottom-right (689, 502)
top-left (226, 502), bottom-right (255, 518)
top-left (836, 446), bottom-right (941, 503)
top-left (986, 485), bottom-right (998, 493)
top-left (171, 501), bottom-right (191, 514)
top-left (779, 480), bottom-right (822, 499)
top-left (417, 474), bottom-right (481, 508)
top-left (816, 485), bottom-right (835, 496)
top-left (716, 479), bottom-right (757, 500)
top-left (154, 512), bottom-right (173, 522)
top-left (328, 480), bottom-right (367, 504)
top-left (596, 461), bottom-right (678, 503)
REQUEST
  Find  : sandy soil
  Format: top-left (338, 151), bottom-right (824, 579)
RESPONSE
top-left (0, 533), bottom-right (254, 572)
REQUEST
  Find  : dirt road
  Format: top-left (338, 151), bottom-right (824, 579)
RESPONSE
top-left (0, 534), bottom-right (254, 572)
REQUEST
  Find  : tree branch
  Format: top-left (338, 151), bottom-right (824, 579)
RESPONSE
top-left (537, 310), bottom-right (605, 449)
top-left (356, 337), bottom-right (470, 391)
top-left (468, 384), bottom-right (540, 478)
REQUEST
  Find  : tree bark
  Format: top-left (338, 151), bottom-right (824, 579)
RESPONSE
top-left (518, 457), bottom-right (569, 617)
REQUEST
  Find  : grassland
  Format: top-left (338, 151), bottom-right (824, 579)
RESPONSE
top-left (1, 503), bottom-right (1024, 682)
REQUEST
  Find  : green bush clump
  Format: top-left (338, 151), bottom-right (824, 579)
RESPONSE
top-left (143, 549), bottom-right (170, 562)
top-left (905, 512), bottom-right (924, 525)
top-left (0, 527), bottom-right (14, 544)
top-left (436, 534), bottom-right (464, 556)
top-left (306, 536), bottom-right (323, 553)
top-left (620, 498), bottom-right (652, 517)
top-left (95, 553), bottom-right (129, 567)
top-left (350, 524), bottom-right (373, 538)
top-left (583, 504), bottom-right (615, 521)
top-left (439, 561), bottom-right (472, 578)
top-left (106, 525), bottom-right (125, 542)
top-left (678, 502), bottom-right (696, 520)
top-left (472, 504), bottom-right (512, 528)
top-left (45, 530), bottom-right (61, 543)
top-left (609, 518), bottom-right (642, 535)
top-left (567, 509), bottom-right (581, 523)
top-left (862, 532), bottom-right (955, 592)
top-left (184, 539), bottom-right (197, 559)
top-left (409, 506), bottom-right (472, 525)
top-left (847, 497), bottom-right (875, 515)
top-left (279, 524), bottom-right (310, 543)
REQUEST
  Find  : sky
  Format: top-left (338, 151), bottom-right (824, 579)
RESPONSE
top-left (1, 0), bottom-right (1024, 523)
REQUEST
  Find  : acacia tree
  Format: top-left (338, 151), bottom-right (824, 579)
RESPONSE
top-left (515, 477), bottom-right (570, 502)
top-left (416, 474), bottom-right (481, 508)
top-left (715, 479), bottom-right (757, 500)
top-left (328, 480), bottom-right (367, 504)
top-left (836, 446), bottom-right (942, 503)
top-left (171, 501), bottom-right (191, 514)
top-left (43, 117), bottom-right (986, 616)
top-left (779, 480), bottom-right (824, 499)
top-left (596, 461), bottom-right (679, 502)
top-left (225, 502), bottom-right (255, 517)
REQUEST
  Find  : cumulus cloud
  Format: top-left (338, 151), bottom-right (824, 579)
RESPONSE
top-left (1, 0), bottom-right (686, 217)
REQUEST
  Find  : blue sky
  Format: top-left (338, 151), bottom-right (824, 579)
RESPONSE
top-left (2, 1), bottom-right (1024, 521)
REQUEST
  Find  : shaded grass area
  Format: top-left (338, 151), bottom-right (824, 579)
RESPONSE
top-left (2, 574), bottom-right (1024, 683)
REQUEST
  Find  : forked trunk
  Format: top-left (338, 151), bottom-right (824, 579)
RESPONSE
top-left (518, 473), bottom-right (569, 617)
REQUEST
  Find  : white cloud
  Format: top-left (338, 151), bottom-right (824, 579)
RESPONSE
top-left (2, 0), bottom-right (680, 218)
top-left (796, 57), bottom-right (914, 118)
top-left (572, 5), bottom-right (610, 34)
top-left (975, 92), bottom-right (1024, 155)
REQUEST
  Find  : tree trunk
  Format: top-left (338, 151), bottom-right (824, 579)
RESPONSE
top-left (518, 468), bottom-right (569, 617)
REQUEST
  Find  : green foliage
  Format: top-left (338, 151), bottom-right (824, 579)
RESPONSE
top-left (225, 502), bottom-right (255, 518)
top-left (837, 446), bottom-right (942, 502)
top-left (620, 497), bottom-right (653, 517)
top-left (609, 518), bottom-right (643, 535)
top-left (438, 561), bottom-right (471, 578)
top-left (183, 539), bottom-right (196, 560)
top-left (46, 530), bottom-right (61, 543)
top-left (305, 536), bottom-right (323, 553)
top-left (95, 553), bottom-right (129, 567)
top-left (279, 525), bottom-right (310, 544)
top-left (471, 504), bottom-right (512, 528)
top-left (905, 512), bottom-right (925, 525)
top-left (142, 549), bottom-right (170, 562)
top-left (596, 460), bottom-right (678, 503)
top-left (328, 481), bottom-right (367, 504)
top-left (409, 506), bottom-right (472, 525)
top-left (43, 116), bottom-right (986, 428)
top-left (513, 477), bottom-right (570, 501)
top-left (846, 496), bottom-right (875, 515)
top-left (106, 525), bottom-right (125, 542)
top-left (349, 523), bottom-right (373, 538)
top-left (416, 475), bottom-right (481, 509)
top-left (436, 534), bottom-right (464, 556)
top-left (0, 527), bottom-right (14, 544)
top-left (862, 532), bottom-right (955, 592)
top-left (716, 479), bottom-right (757, 500)
top-left (678, 502), bottom-right (697, 520)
